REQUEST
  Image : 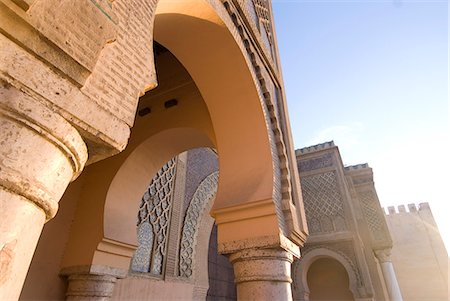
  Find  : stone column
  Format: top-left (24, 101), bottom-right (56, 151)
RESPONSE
top-left (229, 248), bottom-right (294, 301)
top-left (61, 266), bottom-right (127, 301)
top-left (375, 249), bottom-right (403, 301)
top-left (0, 81), bottom-right (87, 300)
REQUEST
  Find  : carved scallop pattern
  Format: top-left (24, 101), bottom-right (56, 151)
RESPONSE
top-left (179, 172), bottom-right (219, 278)
top-left (131, 158), bottom-right (177, 275)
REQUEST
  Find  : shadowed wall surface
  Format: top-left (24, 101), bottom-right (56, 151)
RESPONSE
top-left (307, 258), bottom-right (354, 301)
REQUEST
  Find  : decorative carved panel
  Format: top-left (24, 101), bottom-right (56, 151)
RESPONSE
top-left (301, 171), bottom-right (347, 234)
top-left (252, 0), bottom-right (273, 47)
top-left (298, 153), bottom-right (333, 172)
top-left (131, 158), bottom-right (177, 275)
top-left (359, 191), bottom-right (387, 242)
top-left (179, 172), bottom-right (219, 278)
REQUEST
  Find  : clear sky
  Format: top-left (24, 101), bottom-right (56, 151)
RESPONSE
top-left (272, 0), bottom-right (449, 251)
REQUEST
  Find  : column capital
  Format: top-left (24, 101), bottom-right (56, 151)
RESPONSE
top-left (374, 248), bottom-right (392, 263)
top-left (60, 265), bottom-right (127, 300)
top-left (229, 247), bottom-right (294, 283)
top-left (228, 247), bottom-right (295, 300)
top-left (0, 81), bottom-right (88, 300)
top-left (0, 80), bottom-right (87, 219)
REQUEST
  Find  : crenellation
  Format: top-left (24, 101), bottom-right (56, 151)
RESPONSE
top-left (295, 141), bottom-right (335, 155)
top-left (344, 163), bottom-right (369, 171)
top-left (407, 203), bottom-right (417, 212)
top-left (419, 202), bottom-right (430, 211)
top-left (384, 202), bottom-right (431, 215)
top-left (387, 206), bottom-right (396, 214)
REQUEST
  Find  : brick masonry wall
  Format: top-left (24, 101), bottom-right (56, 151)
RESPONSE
top-left (207, 225), bottom-right (237, 301)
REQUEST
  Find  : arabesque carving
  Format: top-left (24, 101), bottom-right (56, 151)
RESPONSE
top-left (179, 172), bottom-right (219, 278)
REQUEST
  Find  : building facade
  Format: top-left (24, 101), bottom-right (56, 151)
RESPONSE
top-left (292, 142), bottom-right (400, 301)
top-left (292, 142), bottom-right (448, 301)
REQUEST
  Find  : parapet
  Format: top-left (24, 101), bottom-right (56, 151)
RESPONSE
top-left (385, 202), bottom-right (430, 215)
top-left (344, 163), bottom-right (369, 171)
top-left (295, 141), bottom-right (335, 156)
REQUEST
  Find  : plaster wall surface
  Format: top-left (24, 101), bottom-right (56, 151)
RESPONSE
top-left (307, 258), bottom-right (354, 301)
top-left (386, 205), bottom-right (449, 301)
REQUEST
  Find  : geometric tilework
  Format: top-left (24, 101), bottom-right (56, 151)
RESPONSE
top-left (301, 171), bottom-right (347, 234)
top-left (131, 158), bottom-right (177, 276)
top-left (359, 190), bottom-right (386, 241)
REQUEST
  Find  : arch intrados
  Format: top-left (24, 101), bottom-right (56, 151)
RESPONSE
top-left (104, 127), bottom-right (214, 246)
top-left (153, 0), bottom-right (275, 210)
top-left (295, 248), bottom-right (359, 298)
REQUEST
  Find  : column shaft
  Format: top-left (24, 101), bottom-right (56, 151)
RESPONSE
top-left (380, 261), bottom-right (403, 301)
top-left (0, 82), bottom-right (87, 300)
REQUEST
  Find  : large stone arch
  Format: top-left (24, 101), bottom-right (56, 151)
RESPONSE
top-left (59, 0), bottom-right (284, 272)
top-left (153, 0), bottom-right (276, 213)
top-left (292, 248), bottom-right (362, 301)
top-left (2, 0), bottom-right (305, 298)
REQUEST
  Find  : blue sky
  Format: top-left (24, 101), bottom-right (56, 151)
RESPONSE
top-left (272, 1), bottom-right (449, 250)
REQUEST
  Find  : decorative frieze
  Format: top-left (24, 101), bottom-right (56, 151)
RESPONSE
top-left (298, 153), bottom-right (333, 172)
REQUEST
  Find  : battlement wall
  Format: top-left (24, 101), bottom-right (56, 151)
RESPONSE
top-left (384, 202), bottom-right (431, 215)
top-left (384, 202), bottom-right (448, 301)
top-left (344, 163), bottom-right (369, 171)
top-left (295, 141), bottom-right (335, 155)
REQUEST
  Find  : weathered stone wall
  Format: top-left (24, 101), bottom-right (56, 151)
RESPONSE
top-left (386, 203), bottom-right (449, 301)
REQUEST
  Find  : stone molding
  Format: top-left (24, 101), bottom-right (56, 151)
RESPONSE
top-left (221, 0), bottom-right (306, 245)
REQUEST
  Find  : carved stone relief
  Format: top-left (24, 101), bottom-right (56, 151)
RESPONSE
top-left (301, 171), bottom-right (347, 234)
top-left (359, 191), bottom-right (387, 242)
top-left (131, 158), bottom-right (177, 276)
top-left (298, 153), bottom-right (333, 173)
top-left (179, 172), bottom-right (219, 278)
